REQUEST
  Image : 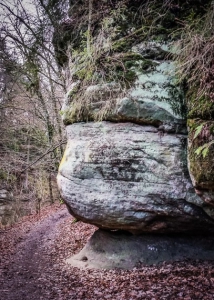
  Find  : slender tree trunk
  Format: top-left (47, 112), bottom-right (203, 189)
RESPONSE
top-left (87, 0), bottom-right (93, 58)
top-left (25, 137), bottom-right (30, 189)
top-left (46, 62), bottom-right (64, 157)
top-left (48, 171), bottom-right (54, 204)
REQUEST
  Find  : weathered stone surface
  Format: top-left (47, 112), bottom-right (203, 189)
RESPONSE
top-left (55, 0), bottom-right (214, 269)
top-left (56, 1), bottom-right (214, 239)
top-left (57, 121), bottom-right (214, 233)
top-left (67, 229), bottom-right (214, 269)
top-left (62, 45), bottom-right (186, 134)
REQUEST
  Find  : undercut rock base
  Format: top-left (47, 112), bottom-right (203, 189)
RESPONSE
top-left (66, 229), bottom-right (214, 270)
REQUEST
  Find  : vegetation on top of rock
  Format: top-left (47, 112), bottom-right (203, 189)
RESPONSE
top-left (174, 2), bottom-right (214, 119)
top-left (53, 0), bottom-right (213, 125)
top-left (172, 2), bottom-right (214, 194)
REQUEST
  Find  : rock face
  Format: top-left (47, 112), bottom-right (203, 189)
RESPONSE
top-left (62, 45), bottom-right (186, 133)
top-left (58, 122), bottom-right (214, 233)
top-left (67, 229), bottom-right (214, 269)
top-left (57, 0), bottom-right (214, 235)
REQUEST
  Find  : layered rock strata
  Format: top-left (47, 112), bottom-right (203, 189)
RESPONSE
top-left (57, 0), bottom-right (214, 235)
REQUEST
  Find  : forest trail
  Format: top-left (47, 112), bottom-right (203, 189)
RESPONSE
top-left (0, 204), bottom-right (214, 300)
top-left (0, 205), bottom-right (70, 300)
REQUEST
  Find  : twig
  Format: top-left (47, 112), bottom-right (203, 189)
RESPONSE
top-left (19, 140), bottom-right (67, 174)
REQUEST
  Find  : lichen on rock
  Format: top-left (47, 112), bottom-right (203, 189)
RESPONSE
top-left (57, 121), bottom-right (214, 233)
top-left (56, 0), bottom-right (214, 235)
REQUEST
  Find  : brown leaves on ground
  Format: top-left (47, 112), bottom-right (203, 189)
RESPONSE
top-left (0, 203), bottom-right (214, 300)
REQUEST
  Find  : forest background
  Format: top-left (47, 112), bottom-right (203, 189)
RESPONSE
top-left (0, 0), bottom-right (69, 224)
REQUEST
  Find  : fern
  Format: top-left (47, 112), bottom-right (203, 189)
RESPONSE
top-left (195, 140), bottom-right (214, 158)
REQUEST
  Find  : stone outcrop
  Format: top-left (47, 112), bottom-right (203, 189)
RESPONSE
top-left (62, 43), bottom-right (186, 134)
top-left (57, 44), bottom-right (214, 233)
top-left (57, 0), bottom-right (214, 237)
top-left (58, 121), bottom-right (214, 233)
top-left (67, 229), bottom-right (214, 269)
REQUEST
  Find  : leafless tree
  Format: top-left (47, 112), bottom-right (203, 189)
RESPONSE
top-left (0, 0), bottom-right (68, 222)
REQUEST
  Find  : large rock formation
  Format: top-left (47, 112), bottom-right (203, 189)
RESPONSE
top-left (58, 121), bottom-right (214, 233)
top-left (55, 1), bottom-right (214, 269)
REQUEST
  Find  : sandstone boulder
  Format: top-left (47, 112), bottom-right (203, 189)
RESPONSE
top-left (57, 0), bottom-right (214, 235)
top-left (57, 122), bottom-right (214, 233)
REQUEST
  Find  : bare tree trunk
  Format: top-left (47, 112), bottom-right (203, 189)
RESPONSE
top-left (48, 172), bottom-right (54, 204)
top-left (25, 137), bottom-right (30, 189)
top-left (87, 0), bottom-right (93, 58)
top-left (46, 62), bottom-right (64, 157)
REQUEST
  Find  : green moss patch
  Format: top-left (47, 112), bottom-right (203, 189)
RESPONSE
top-left (187, 89), bottom-right (214, 120)
top-left (188, 119), bottom-right (214, 188)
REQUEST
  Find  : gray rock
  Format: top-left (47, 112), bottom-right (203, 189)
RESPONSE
top-left (56, 3), bottom-right (214, 269)
top-left (62, 43), bottom-right (186, 134)
top-left (57, 121), bottom-right (214, 233)
top-left (132, 41), bottom-right (173, 59)
top-left (67, 229), bottom-right (214, 270)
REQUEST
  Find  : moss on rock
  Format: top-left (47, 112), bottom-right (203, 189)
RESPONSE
top-left (187, 89), bottom-right (214, 120)
top-left (55, 0), bottom-right (214, 197)
top-left (188, 119), bottom-right (214, 189)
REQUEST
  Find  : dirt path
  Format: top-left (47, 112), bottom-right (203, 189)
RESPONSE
top-left (1, 204), bottom-right (214, 300)
top-left (0, 206), bottom-right (70, 300)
